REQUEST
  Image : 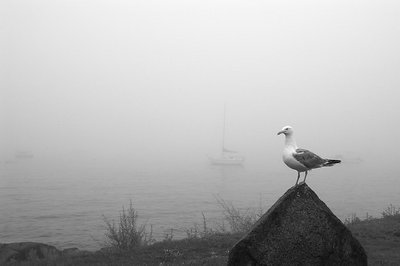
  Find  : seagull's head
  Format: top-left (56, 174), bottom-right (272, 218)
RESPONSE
top-left (277, 126), bottom-right (293, 136)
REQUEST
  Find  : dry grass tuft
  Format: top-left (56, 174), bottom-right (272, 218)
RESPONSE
top-left (103, 200), bottom-right (154, 251)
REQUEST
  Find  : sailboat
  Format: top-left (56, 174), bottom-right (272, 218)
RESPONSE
top-left (209, 106), bottom-right (245, 166)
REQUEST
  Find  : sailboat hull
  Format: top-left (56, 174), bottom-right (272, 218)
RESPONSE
top-left (209, 157), bottom-right (245, 165)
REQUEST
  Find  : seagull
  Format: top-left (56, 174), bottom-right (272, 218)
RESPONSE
top-left (277, 126), bottom-right (341, 186)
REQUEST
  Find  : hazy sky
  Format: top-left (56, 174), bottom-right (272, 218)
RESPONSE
top-left (2, 1), bottom-right (400, 167)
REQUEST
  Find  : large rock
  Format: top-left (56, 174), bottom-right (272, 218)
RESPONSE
top-left (0, 242), bottom-right (61, 264)
top-left (228, 183), bottom-right (367, 265)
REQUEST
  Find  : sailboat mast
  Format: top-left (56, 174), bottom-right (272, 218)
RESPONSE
top-left (222, 104), bottom-right (226, 155)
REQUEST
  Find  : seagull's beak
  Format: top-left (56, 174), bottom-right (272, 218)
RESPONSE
top-left (277, 130), bottom-right (284, 135)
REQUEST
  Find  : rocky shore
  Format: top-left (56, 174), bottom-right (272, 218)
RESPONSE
top-left (1, 184), bottom-right (399, 265)
top-left (0, 242), bottom-right (92, 264)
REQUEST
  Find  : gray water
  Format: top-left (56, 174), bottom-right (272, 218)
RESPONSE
top-left (1, 157), bottom-right (399, 251)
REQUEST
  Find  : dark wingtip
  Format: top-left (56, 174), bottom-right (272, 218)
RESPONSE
top-left (325, 159), bottom-right (341, 166)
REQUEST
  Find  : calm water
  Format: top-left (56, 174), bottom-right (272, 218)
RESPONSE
top-left (1, 157), bottom-right (399, 251)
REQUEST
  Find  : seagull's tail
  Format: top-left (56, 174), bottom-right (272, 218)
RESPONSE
top-left (323, 159), bottom-right (341, 167)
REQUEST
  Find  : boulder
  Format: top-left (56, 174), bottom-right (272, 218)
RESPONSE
top-left (0, 242), bottom-right (61, 264)
top-left (228, 183), bottom-right (367, 265)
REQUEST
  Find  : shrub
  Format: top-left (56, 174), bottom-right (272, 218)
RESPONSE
top-left (382, 204), bottom-right (400, 218)
top-left (344, 213), bottom-right (361, 225)
top-left (186, 212), bottom-right (216, 239)
top-left (215, 195), bottom-right (262, 234)
top-left (103, 200), bottom-right (154, 251)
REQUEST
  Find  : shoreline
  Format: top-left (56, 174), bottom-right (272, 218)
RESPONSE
top-left (2, 213), bottom-right (400, 265)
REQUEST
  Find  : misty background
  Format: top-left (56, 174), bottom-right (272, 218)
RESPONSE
top-left (1, 0), bottom-right (400, 250)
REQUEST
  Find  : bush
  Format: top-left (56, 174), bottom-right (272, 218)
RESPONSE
top-left (344, 213), bottom-right (362, 225)
top-left (185, 212), bottom-right (216, 239)
top-left (103, 200), bottom-right (154, 251)
top-left (215, 195), bottom-right (262, 234)
top-left (382, 204), bottom-right (400, 218)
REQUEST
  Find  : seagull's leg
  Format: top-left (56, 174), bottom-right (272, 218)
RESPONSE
top-left (303, 171), bottom-right (308, 183)
top-left (295, 172), bottom-right (300, 186)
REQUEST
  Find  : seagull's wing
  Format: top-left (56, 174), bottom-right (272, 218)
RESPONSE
top-left (293, 148), bottom-right (326, 169)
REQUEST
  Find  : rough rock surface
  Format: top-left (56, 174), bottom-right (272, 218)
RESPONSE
top-left (228, 183), bottom-right (367, 266)
top-left (0, 242), bottom-right (61, 264)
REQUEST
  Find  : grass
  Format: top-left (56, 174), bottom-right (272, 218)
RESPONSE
top-left (346, 210), bottom-right (400, 266)
top-left (4, 203), bottom-right (400, 265)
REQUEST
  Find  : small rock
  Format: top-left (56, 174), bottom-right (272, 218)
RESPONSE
top-left (228, 183), bottom-right (367, 265)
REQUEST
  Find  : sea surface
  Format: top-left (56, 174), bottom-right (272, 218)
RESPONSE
top-left (1, 156), bottom-right (399, 251)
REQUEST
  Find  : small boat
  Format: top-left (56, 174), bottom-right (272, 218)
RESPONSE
top-left (15, 151), bottom-right (34, 159)
top-left (209, 106), bottom-right (244, 166)
top-left (209, 149), bottom-right (245, 165)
